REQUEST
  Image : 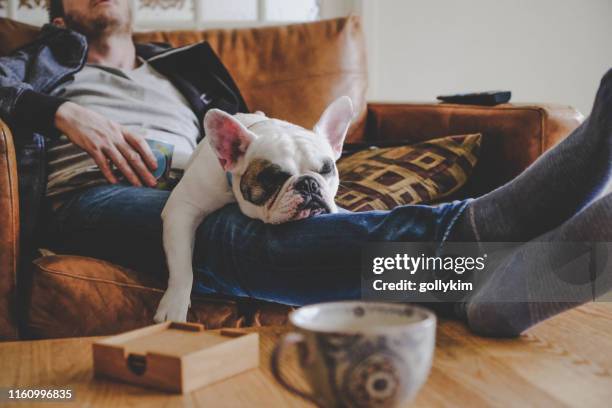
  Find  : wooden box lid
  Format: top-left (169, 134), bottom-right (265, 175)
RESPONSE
top-left (93, 322), bottom-right (259, 393)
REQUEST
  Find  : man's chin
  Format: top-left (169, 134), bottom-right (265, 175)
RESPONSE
top-left (64, 7), bottom-right (131, 37)
top-left (92, 9), bottom-right (128, 28)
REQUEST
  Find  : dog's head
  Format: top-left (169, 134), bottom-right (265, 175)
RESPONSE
top-left (204, 96), bottom-right (354, 224)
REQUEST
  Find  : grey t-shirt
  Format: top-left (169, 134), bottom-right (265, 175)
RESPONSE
top-left (47, 59), bottom-right (200, 198)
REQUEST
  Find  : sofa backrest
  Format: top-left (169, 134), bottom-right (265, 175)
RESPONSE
top-left (0, 16), bottom-right (368, 141)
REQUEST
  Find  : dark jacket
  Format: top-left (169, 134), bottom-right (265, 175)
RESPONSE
top-left (0, 24), bottom-right (248, 260)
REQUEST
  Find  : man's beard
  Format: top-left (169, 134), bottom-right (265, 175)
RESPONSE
top-left (63, 7), bottom-right (132, 39)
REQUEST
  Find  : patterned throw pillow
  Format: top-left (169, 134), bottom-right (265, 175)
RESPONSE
top-left (335, 134), bottom-right (482, 212)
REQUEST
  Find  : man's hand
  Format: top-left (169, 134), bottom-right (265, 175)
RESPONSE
top-left (54, 102), bottom-right (158, 187)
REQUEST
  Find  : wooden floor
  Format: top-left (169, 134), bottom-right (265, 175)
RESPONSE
top-left (417, 302), bottom-right (612, 407)
top-left (1, 303), bottom-right (612, 407)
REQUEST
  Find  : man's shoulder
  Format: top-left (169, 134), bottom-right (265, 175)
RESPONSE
top-left (137, 41), bottom-right (227, 70)
top-left (137, 41), bottom-right (218, 60)
top-left (135, 42), bottom-right (173, 59)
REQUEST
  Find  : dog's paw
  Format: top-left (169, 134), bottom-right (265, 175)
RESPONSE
top-left (154, 287), bottom-right (191, 323)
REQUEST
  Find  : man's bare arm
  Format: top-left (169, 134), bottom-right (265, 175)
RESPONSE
top-left (54, 101), bottom-right (158, 187)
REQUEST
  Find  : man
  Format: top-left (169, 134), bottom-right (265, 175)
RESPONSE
top-left (1, 0), bottom-right (611, 337)
top-left (2, 0), bottom-right (247, 245)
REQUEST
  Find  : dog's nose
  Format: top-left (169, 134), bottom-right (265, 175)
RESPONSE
top-left (295, 175), bottom-right (321, 195)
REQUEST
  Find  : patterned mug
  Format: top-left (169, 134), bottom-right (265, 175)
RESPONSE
top-left (271, 301), bottom-right (436, 407)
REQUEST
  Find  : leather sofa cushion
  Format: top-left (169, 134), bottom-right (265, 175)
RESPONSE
top-left (26, 255), bottom-right (292, 339)
top-left (0, 16), bottom-right (368, 142)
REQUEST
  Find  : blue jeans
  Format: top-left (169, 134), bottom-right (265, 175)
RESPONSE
top-left (43, 184), bottom-right (469, 306)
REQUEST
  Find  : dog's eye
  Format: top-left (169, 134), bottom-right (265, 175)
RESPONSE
top-left (258, 165), bottom-right (291, 186)
top-left (319, 160), bottom-right (335, 176)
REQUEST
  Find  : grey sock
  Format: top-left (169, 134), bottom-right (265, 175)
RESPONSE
top-left (465, 192), bottom-right (612, 337)
top-left (447, 68), bottom-right (612, 335)
top-left (452, 68), bottom-right (612, 242)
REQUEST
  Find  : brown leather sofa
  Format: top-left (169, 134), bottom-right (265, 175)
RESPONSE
top-left (0, 16), bottom-right (583, 341)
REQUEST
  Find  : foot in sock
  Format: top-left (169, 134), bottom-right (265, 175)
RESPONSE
top-left (464, 191), bottom-right (612, 337)
top-left (452, 68), bottom-right (612, 243)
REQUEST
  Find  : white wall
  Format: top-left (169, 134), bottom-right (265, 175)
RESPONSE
top-left (359, 0), bottom-right (612, 115)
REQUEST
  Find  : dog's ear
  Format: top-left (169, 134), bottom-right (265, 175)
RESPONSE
top-left (314, 96), bottom-right (354, 160)
top-left (204, 109), bottom-right (256, 171)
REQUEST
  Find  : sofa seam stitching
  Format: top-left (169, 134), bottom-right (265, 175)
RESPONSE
top-left (34, 264), bottom-right (165, 292)
top-left (35, 254), bottom-right (136, 272)
top-left (32, 263), bottom-right (237, 305)
top-left (1, 123), bottom-right (19, 339)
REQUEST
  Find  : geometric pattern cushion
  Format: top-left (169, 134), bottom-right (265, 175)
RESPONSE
top-left (336, 134), bottom-right (482, 211)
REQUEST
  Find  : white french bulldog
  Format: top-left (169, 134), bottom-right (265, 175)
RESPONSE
top-left (154, 96), bottom-right (354, 322)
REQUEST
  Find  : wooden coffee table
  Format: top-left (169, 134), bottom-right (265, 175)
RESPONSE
top-left (2, 303), bottom-right (612, 407)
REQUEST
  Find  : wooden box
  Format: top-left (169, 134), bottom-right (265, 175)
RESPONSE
top-left (92, 322), bottom-right (259, 393)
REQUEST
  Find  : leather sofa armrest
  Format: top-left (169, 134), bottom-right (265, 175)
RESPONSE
top-left (0, 119), bottom-right (19, 340)
top-left (364, 102), bottom-right (584, 196)
top-left (366, 102), bottom-right (583, 149)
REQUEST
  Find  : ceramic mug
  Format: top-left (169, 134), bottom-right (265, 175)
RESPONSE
top-left (271, 301), bottom-right (436, 407)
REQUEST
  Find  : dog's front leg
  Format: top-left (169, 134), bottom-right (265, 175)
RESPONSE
top-left (154, 201), bottom-right (205, 323)
top-left (154, 135), bottom-right (235, 323)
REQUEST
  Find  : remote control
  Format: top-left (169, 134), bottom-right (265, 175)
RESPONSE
top-left (437, 91), bottom-right (511, 106)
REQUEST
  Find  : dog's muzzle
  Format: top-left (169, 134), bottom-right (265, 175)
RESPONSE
top-left (294, 175), bottom-right (331, 216)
